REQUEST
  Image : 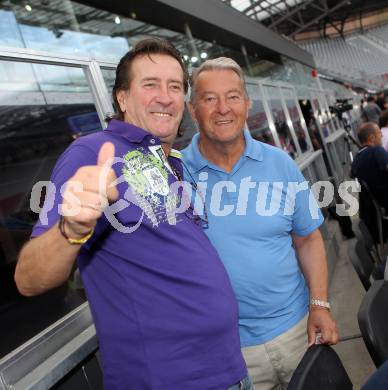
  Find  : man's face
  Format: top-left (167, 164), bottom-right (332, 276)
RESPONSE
top-left (117, 54), bottom-right (185, 145)
top-left (189, 69), bottom-right (250, 145)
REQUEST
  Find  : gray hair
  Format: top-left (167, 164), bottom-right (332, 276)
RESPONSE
top-left (190, 57), bottom-right (248, 103)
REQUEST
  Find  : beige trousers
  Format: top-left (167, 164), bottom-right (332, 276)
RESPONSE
top-left (242, 315), bottom-right (308, 390)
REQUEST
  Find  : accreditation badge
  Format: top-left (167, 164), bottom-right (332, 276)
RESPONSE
top-left (143, 166), bottom-right (170, 196)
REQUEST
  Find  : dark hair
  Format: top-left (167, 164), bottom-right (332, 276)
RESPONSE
top-left (366, 95), bottom-right (375, 103)
top-left (379, 109), bottom-right (388, 128)
top-left (108, 37), bottom-right (188, 121)
top-left (357, 122), bottom-right (379, 144)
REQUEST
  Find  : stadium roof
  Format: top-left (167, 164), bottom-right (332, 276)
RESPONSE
top-left (222, 0), bottom-right (388, 38)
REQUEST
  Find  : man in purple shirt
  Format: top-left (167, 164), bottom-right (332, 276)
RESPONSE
top-left (14, 38), bottom-right (250, 390)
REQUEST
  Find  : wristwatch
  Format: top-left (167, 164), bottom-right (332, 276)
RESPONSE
top-left (59, 216), bottom-right (94, 245)
top-left (310, 298), bottom-right (331, 310)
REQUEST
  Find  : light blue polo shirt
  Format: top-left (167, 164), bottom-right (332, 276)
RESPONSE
top-left (182, 130), bottom-right (324, 347)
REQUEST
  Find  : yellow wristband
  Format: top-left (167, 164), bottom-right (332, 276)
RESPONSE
top-left (59, 216), bottom-right (94, 245)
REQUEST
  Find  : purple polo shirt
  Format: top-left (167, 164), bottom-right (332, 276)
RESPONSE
top-left (32, 120), bottom-right (246, 389)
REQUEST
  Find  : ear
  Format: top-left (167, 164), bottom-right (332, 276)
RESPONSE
top-left (116, 90), bottom-right (127, 113)
top-left (188, 101), bottom-right (197, 122)
top-left (246, 98), bottom-right (252, 119)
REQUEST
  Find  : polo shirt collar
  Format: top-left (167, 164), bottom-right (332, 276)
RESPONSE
top-left (184, 133), bottom-right (209, 172)
top-left (185, 128), bottom-right (264, 173)
top-left (105, 119), bottom-right (160, 144)
top-left (243, 128), bottom-right (264, 162)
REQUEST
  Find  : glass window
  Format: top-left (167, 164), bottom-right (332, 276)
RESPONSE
top-left (311, 93), bottom-right (331, 138)
top-left (101, 67), bottom-right (116, 117)
top-left (0, 60), bottom-right (101, 358)
top-left (0, 1), bottom-right (251, 72)
top-left (334, 135), bottom-right (350, 171)
top-left (318, 93), bottom-right (335, 135)
top-left (101, 68), bottom-right (115, 99)
top-left (325, 92), bottom-right (342, 131)
top-left (299, 98), bottom-right (324, 151)
top-left (253, 56), bottom-right (318, 92)
top-left (246, 83), bottom-right (276, 146)
top-left (281, 87), bottom-right (311, 154)
top-left (0, 3), bottom-right (130, 62)
top-left (264, 85), bottom-right (298, 159)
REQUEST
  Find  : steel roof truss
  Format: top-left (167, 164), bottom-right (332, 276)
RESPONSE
top-left (289, 0), bottom-right (350, 37)
top-left (269, 0), bottom-right (315, 28)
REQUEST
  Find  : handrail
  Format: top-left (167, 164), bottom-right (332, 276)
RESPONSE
top-left (297, 149), bottom-right (323, 171)
top-left (325, 129), bottom-right (346, 144)
top-left (0, 302), bottom-right (97, 390)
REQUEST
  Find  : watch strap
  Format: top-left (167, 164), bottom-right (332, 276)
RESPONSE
top-left (310, 298), bottom-right (331, 310)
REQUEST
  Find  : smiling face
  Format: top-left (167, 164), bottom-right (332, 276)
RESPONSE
top-left (189, 68), bottom-right (250, 146)
top-left (116, 54), bottom-right (185, 145)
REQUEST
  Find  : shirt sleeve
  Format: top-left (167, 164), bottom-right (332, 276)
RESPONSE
top-left (291, 163), bottom-right (324, 237)
top-left (31, 142), bottom-right (98, 238)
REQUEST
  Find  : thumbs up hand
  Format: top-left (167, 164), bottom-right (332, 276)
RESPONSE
top-left (61, 142), bottom-right (119, 239)
top-left (97, 142), bottom-right (119, 203)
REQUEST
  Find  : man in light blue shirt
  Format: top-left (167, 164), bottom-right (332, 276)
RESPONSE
top-left (182, 57), bottom-right (339, 389)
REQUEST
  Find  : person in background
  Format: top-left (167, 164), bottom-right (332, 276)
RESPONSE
top-left (379, 109), bottom-right (388, 151)
top-left (361, 95), bottom-right (382, 124)
top-left (351, 122), bottom-right (388, 211)
top-left (183, 57), bottom-right (339, 390)
top-left (14, 38), bottom-right (251, 390)
top-left (362, 360), bottom-right (388, 390)
top-left (376, 91), bottom-right (386, 111)
top-left (351, 121), bottom-right (388, 249)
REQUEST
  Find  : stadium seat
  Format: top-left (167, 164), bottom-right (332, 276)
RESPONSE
top-left (358, 220), bottom-right (378, 258)
top-left (299, 32), bottom-right (388, 89)
top-left (348, 240), bottom-right (375, 290)
top-left (358, 180), bottom-right (387, 261)
top-left (358, 280), bottom-right (388, 367)
top-left (287, 344), bottom-right (352, 390)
